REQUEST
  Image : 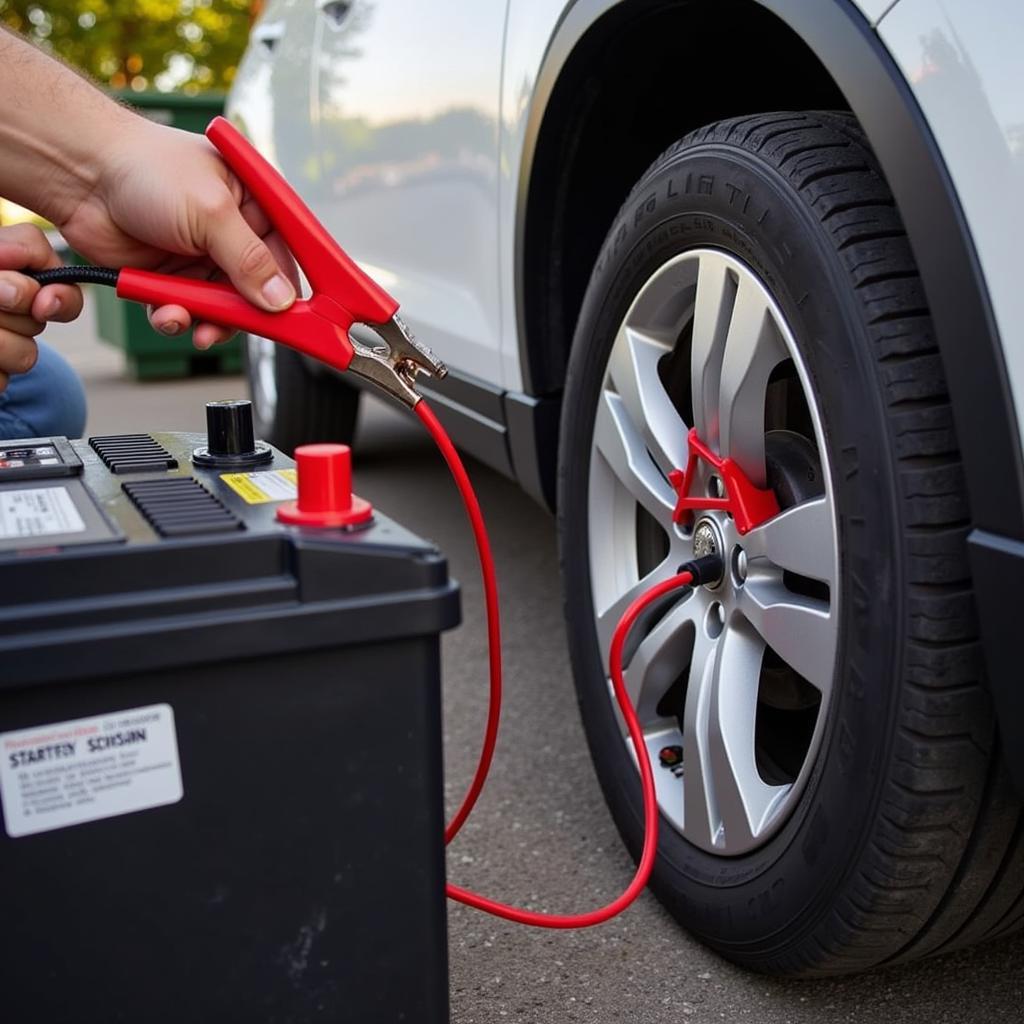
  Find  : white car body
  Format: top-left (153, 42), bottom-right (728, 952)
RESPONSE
top-left (229, 0), bottom-right (1024, 783)
top-left (231, 0), bottom-right (1022, 396)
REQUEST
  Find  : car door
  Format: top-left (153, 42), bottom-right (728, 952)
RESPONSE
top-left (312, 0), bottom-right (509, 384)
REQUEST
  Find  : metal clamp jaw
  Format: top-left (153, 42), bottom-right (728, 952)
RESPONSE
top-left (112, 118), bottom-right (448, 410)
top-left (351, 313), bottom-right (447, 407)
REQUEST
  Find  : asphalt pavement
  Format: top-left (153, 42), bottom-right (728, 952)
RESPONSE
top-left (55, 300), bottom-right (1024, 1022)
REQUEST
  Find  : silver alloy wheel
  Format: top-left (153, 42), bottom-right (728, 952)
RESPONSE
top-left (587, 249), bottom-right (839, 856)
top-left (246, 334), bottom-right (278, 426)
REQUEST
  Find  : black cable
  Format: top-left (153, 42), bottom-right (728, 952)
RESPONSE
top-left (677, 554), bottom-right (725, 586)
top-left (25, 266), bottom-right (120, 287)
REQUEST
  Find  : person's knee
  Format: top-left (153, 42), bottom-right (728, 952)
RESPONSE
top-left (0, 340), bottom-right (87, 439)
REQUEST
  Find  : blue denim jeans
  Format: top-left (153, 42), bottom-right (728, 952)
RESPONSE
top-left (0, 340), bottom-right (87, 440)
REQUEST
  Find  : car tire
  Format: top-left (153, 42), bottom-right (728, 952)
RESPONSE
top-left (558, 111), bottom-right (1024, 975)
top-left (244, 334), bottom-right (360, 455)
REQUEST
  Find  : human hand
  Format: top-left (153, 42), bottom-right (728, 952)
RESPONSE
top-left (0, 224), bottom-right (84, 393)
top-left (57, 116), bottom-right (298, 350)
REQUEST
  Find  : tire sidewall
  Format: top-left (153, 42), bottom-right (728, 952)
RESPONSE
top-left (558, 142), bottom-right (904, 957)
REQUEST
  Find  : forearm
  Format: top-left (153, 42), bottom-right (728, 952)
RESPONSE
top-left (0, 29), bottom-right (135, 223)
top-left (0, 28), bottom-right (295, 328)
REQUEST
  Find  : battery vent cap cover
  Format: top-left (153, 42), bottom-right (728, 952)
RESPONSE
top-left (193, 400), bottom-right (273, 468)
top-left (276, 443), bottom-right (373, 528)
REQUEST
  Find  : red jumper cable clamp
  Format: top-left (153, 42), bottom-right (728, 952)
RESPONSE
top-left (123, 119), bottom-right (447, 406)
top-left (669, 427), bottom-right (779, 534)
top-left (27, 118), bottom-right (744, 930)
top-left (30, 117), bottom-right (448, 409)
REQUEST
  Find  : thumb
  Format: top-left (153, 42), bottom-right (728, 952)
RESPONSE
top-left (201, 195), bottom-right (295, 312)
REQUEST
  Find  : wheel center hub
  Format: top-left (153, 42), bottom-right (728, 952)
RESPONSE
top-left (692, 516), bottom-right (724, 588)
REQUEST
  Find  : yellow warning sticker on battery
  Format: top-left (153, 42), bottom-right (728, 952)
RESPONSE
top-left (220, 468), bottom-right (298, 504)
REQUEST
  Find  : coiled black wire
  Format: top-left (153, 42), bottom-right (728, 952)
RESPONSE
top-left (26, 266), bottom-right (120, 287)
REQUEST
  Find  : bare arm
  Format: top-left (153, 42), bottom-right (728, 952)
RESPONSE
top-left (0, 28), bottom-right (296, 350)
top-left (0, 29), bottom-right (131, 225)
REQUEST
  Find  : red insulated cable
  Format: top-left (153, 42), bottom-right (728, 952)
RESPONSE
top-left (415, 400), bottom-right (502, 845)
top-left (416, 398), bottom-right (695, 928)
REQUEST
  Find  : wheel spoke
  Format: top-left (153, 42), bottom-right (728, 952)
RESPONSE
top-left (744, 496), bottom-right (835, 585)
top-left (704, 620), bottom-right (789, 847)
top-left (680, 620), bottom-right (722, 848)
top-left (608, 325), bottom-right (690, 472)
top-left (592, 388), bottom-right (676, 526)
top-left (622, 590), bottom-right (703, 731)
top-left (690, 252), bottom-right (735, 448)
top-left (594, 555), bottom-right (677, 665)
top-left (717, 278), bottom-right (787, 487)
top-left (737, 577), bottom-right (836, 695)
top-left (682, 619), bottom-right (789, 849)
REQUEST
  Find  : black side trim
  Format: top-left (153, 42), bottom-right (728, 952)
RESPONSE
top-left (967, 530), bottom-right (1024, 793)
top-left (419, 367), bottom-right (506, 424)
top-left (310, 348), bottom-right (517, 479)
top-left (409, 370), bottom-right (561, 510)
top-left (504, 391), bottom-right (560, 509)
top-left (416, 370), bottom-right (513, 478)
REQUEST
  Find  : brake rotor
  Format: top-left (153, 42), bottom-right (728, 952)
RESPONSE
top-left (765, 429), bottom-right (824, 508)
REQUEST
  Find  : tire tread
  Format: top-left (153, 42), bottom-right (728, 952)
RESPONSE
top-left (624, 112), bottom-right (1017, 973)
top-left (699, 112), bottom-right (1016, 973)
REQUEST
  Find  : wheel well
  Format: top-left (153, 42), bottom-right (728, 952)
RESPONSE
top-left (521, 0), bottom-right (847, 397)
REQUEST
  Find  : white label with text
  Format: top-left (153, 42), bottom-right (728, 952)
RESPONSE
top-left (0, 704), bottom-right (183, 838)
top-left (0, 486), bottom-right (85, 538)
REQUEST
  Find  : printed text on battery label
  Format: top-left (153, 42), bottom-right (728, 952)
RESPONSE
top-left (220, 468), bottom-right (298, 504)
top-left (0, 704), bottom-right (183, 838)
top-left (0, 486), bottom-right (85, 538)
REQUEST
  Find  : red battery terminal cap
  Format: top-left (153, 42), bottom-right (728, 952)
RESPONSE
top-left (276, 443), bottom-right (373, 528)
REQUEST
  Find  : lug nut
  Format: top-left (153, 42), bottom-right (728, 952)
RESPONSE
top-left (734, 546), bottom-right (748, 584)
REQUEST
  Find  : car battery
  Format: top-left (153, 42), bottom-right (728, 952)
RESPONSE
top-left (0, 402), bottom-right (459, 1023)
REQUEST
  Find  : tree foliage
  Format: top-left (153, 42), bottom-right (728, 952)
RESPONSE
top-left (0, 1), bottom-right (256, 93)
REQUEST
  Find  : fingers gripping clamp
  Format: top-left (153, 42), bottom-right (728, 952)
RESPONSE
top-left (113, 117), bottom-right (446, 407)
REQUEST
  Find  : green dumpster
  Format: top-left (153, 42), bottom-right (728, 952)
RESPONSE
top-left (90, 91), bottom-right (242, 380)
